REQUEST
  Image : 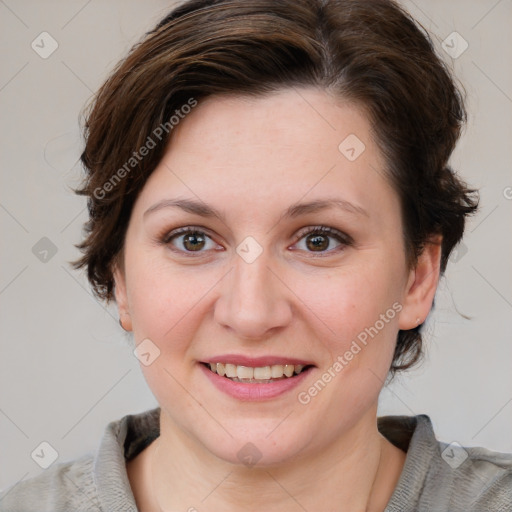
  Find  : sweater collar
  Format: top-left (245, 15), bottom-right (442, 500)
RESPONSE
top-left (93, 408), bottom-right (436, 511)
top-left (380, 414), bottom-right (440, 511)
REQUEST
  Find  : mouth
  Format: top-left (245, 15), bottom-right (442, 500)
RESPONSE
top-left (199, 355), bottom-right (316, 400)
top-left (201, 362), bottom-right (313, 384)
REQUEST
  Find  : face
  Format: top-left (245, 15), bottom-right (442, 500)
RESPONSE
top-left (115, 88), bottom-right (438, 465)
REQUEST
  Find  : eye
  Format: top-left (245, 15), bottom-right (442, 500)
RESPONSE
top-left (160, 225), bottom-right (351, 256)
top-left (292, 226), bottom-right (352, 254)
top-left (163, 227), bottom-right (221, 253)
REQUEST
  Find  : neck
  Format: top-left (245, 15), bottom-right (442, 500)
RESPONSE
top-left (143, 406), bottom-right (402, 512)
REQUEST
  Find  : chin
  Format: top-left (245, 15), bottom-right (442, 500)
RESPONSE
top-left (195, 422), bottom-right (312, 468)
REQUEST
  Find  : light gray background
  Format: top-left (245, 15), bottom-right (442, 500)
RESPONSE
top-left (1, 0), bottom-right (511, 492)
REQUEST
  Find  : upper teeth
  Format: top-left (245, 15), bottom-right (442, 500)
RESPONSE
top-left (208, 363), bottom-right (305, 380)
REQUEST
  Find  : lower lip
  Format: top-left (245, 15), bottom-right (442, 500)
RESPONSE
top-left (199, 364), bottom-right (313, 401)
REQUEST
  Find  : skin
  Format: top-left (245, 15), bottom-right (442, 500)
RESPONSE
top-left (116, 88), bottom-right (441, 511)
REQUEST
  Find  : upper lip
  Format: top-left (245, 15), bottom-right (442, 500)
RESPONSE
top-left (202, 355), bottom-right (315, 367)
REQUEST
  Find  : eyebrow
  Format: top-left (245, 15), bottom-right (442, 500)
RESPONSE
top-left (143, 197), bottom-right (368, 221)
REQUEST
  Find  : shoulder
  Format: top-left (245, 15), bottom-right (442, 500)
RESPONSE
top-left (0, 407), bottom-right (159, 512)
top-left (380, 414), bottom-right (512, 511)
top-left (437, 440), bottom-right (512, 510)
top-left (0, 455), bottom-right (100, 512)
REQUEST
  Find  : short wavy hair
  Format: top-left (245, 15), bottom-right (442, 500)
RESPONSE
top-left (73, 0), bottom-right (478, 375)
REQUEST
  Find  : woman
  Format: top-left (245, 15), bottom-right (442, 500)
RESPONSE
top-left (1, 0), bottom-right (510, 510)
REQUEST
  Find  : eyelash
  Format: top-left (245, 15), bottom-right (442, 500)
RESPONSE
top-left (160, 225), bottom-right (353, 257)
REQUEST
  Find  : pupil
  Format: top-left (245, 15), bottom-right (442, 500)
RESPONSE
top-left (184, 232), bottom-right (205, 251)
top-left (307, 234), bottom-right (328, 251)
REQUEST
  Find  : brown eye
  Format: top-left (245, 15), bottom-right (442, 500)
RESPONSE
top-left (182, 231), bottom-right (206, 251)
top-left (293, 226), bottom-right (352, 255)
top-left (305, 233), bottom-right (330, 251)
top-left (165, 228), bottom-right (218, 253)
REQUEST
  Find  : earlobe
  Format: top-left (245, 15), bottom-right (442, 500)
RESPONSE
top-left (113, 265), bottom-right (133, 332)
top-left (398, 237), bottom-right (442, 330)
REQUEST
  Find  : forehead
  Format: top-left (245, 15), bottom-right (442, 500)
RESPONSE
top-left (169, 89), bottom-right (375, 168)
top-left (134, 88), bottom-right (398, 225)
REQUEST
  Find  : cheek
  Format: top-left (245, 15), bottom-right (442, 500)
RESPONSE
top-left (296, 267), bottom-right (401, 336)
top-left (127, 264), bottom-right (209, 403)
top-left (126, 255), bottom-right (192, 345)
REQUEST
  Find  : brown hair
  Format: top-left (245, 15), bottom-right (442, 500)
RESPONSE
top-left (73, 0), bottom-right (478, 374)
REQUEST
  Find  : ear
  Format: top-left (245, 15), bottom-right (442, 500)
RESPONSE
top-left (398, 236), bottom-right (442, 330)
top-left (113, 260), bottom-right (133, 332)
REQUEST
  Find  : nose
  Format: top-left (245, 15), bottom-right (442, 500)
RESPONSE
top-left (213, 251), bottom-right (293, 340)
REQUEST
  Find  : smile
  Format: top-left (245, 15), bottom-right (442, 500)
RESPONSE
top-left (200, 359), bottom-right (315, 400)
top-left (205, 362), bottom-right (310, 383)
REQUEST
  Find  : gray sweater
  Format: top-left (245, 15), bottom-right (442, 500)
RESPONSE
top-left (0, 407), bottom-right (511, 511)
